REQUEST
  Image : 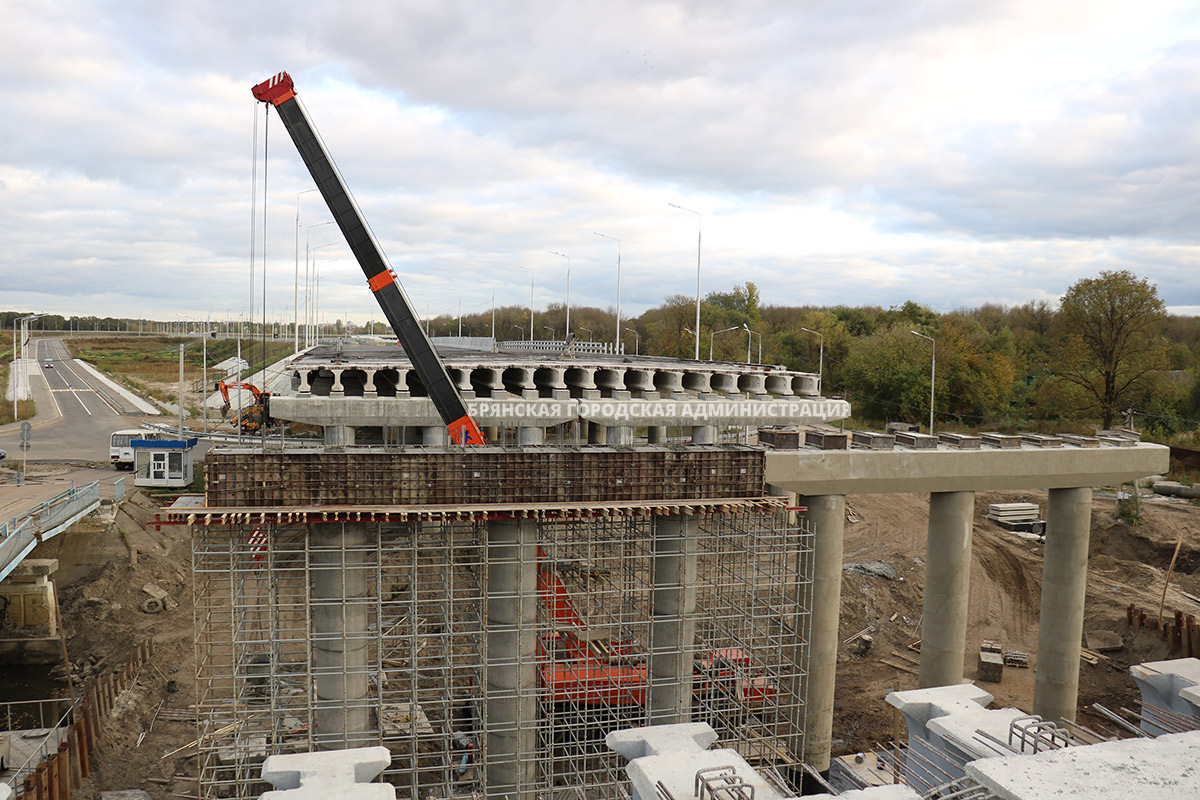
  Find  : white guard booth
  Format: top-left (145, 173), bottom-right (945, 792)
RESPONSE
top-left (132, 437), bottom-right (198, 488)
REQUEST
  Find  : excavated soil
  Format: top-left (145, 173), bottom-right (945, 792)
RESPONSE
top-left (21, 483), bottom-right (1200, 795)
top-left (831, 489), bottom-right (1200, 755)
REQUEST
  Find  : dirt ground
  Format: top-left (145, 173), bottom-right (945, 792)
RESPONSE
top-left (830, 488), bottom-right (1199, 755)
top-left (23, 479), bottom-right (1200, 796)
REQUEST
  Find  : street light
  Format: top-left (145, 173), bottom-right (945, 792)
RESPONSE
top-left (547, 251), bottom-right (571, 340)
top-left (305, 222), bottom-right (336, 347)
top-left (742, 324), bottom-right (761, 364)
top-left (579, 328), bottom-right (593, 342)
top-left (295, 189), bottom-right (318, 351)
top-left (668, 202), bottom-right (701, 360)
top-left (800, 327), bottom-right (824, 395)
top-left (624, 326), bottom-right (640, 356)
top-left (543, 325), bottom-right (556, 341)
top-left (594, 232), bottom-right (621, 348)
top-left (710, 325), bottom-right (740, 361)
top-left (517, 265), bottom-right (534, 341)
top-left (911, 330), bottom-right (936, 434)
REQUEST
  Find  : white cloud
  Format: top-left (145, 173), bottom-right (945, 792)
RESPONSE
top-left (1, 0), bottom-right (1198, 325)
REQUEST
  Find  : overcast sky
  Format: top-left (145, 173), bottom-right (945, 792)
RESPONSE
top-left (3, 0), bottom-right (1199, 330)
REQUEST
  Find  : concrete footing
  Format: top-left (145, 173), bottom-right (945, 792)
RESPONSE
top-left (919, 491), bottom-right (974, 688)
top-left (485, 518), bottom-right (539, 798)
top-left (648, 514), bottom-right (699, 725)
top-left (311, 523), bottom-right (372, 749)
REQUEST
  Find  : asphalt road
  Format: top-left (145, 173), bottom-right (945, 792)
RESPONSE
top-left (0, 338), bottom-right (147, 463)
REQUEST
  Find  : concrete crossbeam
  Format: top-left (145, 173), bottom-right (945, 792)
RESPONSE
top-left (765, 444), bottom-right (1168, 495)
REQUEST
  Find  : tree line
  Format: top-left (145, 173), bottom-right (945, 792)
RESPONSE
top-left (431, 269), bottom-right (1197, 436)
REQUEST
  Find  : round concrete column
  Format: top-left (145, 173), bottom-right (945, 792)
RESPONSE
top-left (648, 514), bottom-right (699, 725)
top-left (797, 493), bottom-right (846, 773)
top-left (919, 491), bottom-right (975, 688)
top-left (310, 523), bottom-right (373, 749)
top-left (587, 423), bottom-right (608, 445)
top-left (517, 426), bottom-right (545, 446)
top-left (647, 426), bottom-right (666, 444)
top-left (1033, 487), bottom-right (1093, 723)
top-left (421, 426), bottom-right (448, 446)
top-left (691, 425), bottom-right (716, 445)
top-left (485, 518), bottom-right (539, 798)
top-left (607, 426), bottom-right (634, 446)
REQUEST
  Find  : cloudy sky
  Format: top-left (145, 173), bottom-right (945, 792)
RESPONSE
top-left (3, 0), bottom-right (1199, 330)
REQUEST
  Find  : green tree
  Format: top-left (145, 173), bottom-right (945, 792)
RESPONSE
top-left (1053, 270), bottom-right (1169, 428)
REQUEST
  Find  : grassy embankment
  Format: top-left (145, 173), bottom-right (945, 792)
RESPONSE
top-left (63, 336), bottom-right (294, 416)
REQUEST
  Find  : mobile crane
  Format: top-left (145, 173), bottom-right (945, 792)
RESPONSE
top-left (252, 72), bottom-right (486, 445)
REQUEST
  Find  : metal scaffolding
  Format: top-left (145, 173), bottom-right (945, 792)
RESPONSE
top-left (191, 508), bottom-right (812, 799)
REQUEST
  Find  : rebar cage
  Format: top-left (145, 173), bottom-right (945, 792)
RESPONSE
top-left (191, 509), bottom-right (813, 798)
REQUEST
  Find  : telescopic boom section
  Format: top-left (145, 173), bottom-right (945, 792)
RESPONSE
top-left (252, 72), bottom-right (485, 445)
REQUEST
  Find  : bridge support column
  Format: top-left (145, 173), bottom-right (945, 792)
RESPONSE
top-left (920, 491), bottom-right (975, 688)
top-left (1034, 487), bottom-right (1093, 723)
top-left (797, 493), bottom-right (845, 774)
top-left (691, 425), bottom-right (716, 445)
top-left (311, 523), bottom-right (372, 749)
top-left (485, 518), bottom-right (539, 798)
top-left (648, 514), bottom-right (699, 726)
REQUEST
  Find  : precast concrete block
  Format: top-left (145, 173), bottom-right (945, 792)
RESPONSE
top-left (260, 746), bottom-right (394, 800)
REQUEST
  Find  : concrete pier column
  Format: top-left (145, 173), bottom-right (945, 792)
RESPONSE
top-left (608, 426), bottom-right (634, 446)
top-left (484, 426), bottom-right (500, 442)
top-left (919, 491), bottom-right (975, 688)
top-left (647, 426), bottom-right (666, 444)
top-left (362, 368), bottom-right (378, 398)
top-left (797, 494), bottom-right (846, 774)
top-left (691, 425), bottom-right (716, 445)
top-left (324, 425), bottom-right (355, 447)
top-left (485, 518), bottom-right (539, 798)
top-left (1033, 487), bottom-right (1093, 723)
top-left (587, 423), bottom-right (608, 445)
top-left (421, 426), bottom-right (448, 446)
top-left (297, 369), bottom-right (313, 395)
top-left (310, 523), bottom-right (372, 749)
top-left (330, 368), bottom-right (346, 396)
top-left (517, 426), bottom-right (544, 446)
top-left (648, 514), bottom-right (700, 725)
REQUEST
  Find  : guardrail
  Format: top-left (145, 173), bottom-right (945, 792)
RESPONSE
top-left (0, 482), bottom-right (101, 582)
top-left (500, 340), bottom-right (624, 355)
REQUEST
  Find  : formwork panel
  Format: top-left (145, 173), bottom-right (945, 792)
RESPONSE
top-left (192, 508), bottom-right (812, 799)
top-left (204, 447), bottom-right (766, 507)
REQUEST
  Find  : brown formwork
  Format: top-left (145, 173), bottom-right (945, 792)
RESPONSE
top-left (205, 447), bottom-right (766, 508)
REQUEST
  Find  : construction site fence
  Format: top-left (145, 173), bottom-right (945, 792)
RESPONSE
top-left (1127, 604), bottom-right (1200, 657)
top-left (8, 637), bottom-right (155, 800)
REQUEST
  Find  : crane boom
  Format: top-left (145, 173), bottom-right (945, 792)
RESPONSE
top-left (251, 72), bottom-right (485, 445)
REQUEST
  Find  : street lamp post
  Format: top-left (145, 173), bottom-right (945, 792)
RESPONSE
top-left (517, 266), bottom-right (534, 341)
top-left (305, 222), bottom-right (335, 347)
top-left (911, 330), bottom-right (936, 434)
top-left (579, 328), bottom-right (593, 342)
top-left (668, 202), bottom-right (701, 360)
top-left (594, 232), bottom-right (621, 349)
top-left (294, 188), bottom-right (317, 351)
top-left (547, 251), bottom-right (571, 340)
top-left (742, 324), bottom-right (761, 364)
top-left (800, 327), bottom-right (824, 395)
top-left (543, 325), bottom-right (555, 341)
top-left (710, 325), bottom-right (740, 361)
top-left (624, 327), bottom-right (639, 356)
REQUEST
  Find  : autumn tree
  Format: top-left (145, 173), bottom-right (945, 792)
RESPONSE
top-left (1053, 270), bottom-right (1168, 428)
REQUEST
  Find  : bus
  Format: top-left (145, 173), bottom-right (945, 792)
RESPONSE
top-left (110, 429), bottom-right (163, 469)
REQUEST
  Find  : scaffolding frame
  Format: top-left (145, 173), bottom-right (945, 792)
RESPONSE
top-left (192, 507), bottom-right (813, 799)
